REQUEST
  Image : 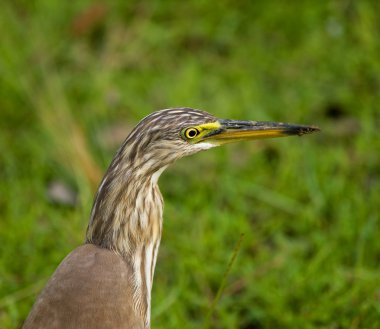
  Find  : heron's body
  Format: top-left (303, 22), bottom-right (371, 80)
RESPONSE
top-left (23, 108), bottom-right (318, 329)
top-left (23, 245), bottom-right (143, 328)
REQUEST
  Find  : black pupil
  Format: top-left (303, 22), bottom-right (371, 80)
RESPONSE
top-left (188, 129), bottom-right (197, 137)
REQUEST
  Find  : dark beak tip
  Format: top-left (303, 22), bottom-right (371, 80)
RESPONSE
top-left (298, 125), bottom-right (321, 136)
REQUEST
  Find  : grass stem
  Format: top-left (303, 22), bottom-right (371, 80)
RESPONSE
top-left (203, 233), bottom-right (245, 329)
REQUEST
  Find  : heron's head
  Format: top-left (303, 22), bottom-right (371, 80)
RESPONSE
top-left (87, 108), bottom-right (319, 248)
top-left (119, 108), bottom-right (319, 174)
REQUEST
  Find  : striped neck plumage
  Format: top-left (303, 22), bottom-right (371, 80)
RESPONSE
top-left (86, 149), bottom-right (167, 327)
top-left (84, 108), bottom-right (219, 327)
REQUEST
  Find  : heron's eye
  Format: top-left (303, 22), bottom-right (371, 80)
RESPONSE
top-left (183, 127), bottom-right (200, 139)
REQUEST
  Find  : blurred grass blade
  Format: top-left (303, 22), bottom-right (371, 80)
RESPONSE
top-left (203, 233), bottom-right (245, 329)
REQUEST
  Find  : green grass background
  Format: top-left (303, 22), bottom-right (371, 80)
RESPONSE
top-left (1, 1), bottom-right (379, 328)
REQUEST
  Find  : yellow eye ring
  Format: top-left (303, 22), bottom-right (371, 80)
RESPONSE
top-left (183, 127), bottom-right (199, 139)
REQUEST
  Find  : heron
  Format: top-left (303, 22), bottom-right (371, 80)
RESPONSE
top-left (22, 108), bottom-right (319, 329)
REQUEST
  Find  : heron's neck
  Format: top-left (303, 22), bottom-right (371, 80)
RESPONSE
top-left (86, 156), bottom-right (166, 327)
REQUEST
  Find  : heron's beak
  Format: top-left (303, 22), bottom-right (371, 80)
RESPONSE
top-left (203, 119), bottom-right (320, 145)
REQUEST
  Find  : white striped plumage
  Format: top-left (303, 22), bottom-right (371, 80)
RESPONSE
top-left (85, 108), bottom-right (216, 327)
